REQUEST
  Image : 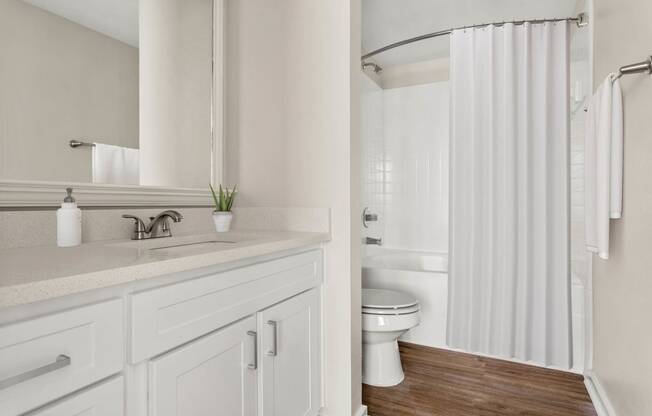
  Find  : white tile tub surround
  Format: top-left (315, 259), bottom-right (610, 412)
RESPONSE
top-left (382, 82), bottom-right (449, 253)
top-left (0, 207), bottom-right (330, 250)
top-left (359, 76), bottom-right (450, 253)
top-left (569, 12), bottom-right (592, 373)
top-left (360, 73), bottom-right (385, 241)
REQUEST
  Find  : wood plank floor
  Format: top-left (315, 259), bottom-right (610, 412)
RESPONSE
top-left (363, 342), bottom-right (597, 416)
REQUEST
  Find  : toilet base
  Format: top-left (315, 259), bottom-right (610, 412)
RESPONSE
top-left (362, 339), bottom-right (405, 387)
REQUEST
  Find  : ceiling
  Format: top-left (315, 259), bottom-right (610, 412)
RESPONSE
top-left (22, 0), bottom-right (139, 47)
top-left (362, 0), bottom-right (579, 68)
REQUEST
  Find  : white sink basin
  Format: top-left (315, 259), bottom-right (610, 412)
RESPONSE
top-left (148, 239), bottom-right (236, 250)
top-left (110, 233), bottom-right (255, 251)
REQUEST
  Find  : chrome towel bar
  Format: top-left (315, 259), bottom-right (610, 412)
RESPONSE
top-left (615, 56), bottom-right (652, 80)
top-left (69, 140), bottom-right (95, 148)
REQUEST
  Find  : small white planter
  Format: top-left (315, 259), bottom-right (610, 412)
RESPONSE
top-left (212, 211), bottom-right (233, 232)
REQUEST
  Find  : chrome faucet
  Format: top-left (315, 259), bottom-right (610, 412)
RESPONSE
top-left (365, 236), bottom-right (382, 246)
top-left (362, 207), bottom-right (379, 228)
top-left (122, 210), bottom-right (183, 240)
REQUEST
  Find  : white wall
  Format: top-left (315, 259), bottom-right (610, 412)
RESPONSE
top-left (591, 0), bottom-right (652, 414)
top-left (0, 0), bottom-right (138, 183)
top-left (139, 0), bottom-right (213, 189)
top-left (224, 1), bottom-right (362, 414)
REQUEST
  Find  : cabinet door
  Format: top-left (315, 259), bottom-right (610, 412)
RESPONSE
top-left (149, 316), bottom-right (257, 416)
top-left (259, 289), bottom-right (321, 416)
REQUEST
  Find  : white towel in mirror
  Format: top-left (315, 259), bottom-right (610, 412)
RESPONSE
top-left (585, 74), bottom-right (623, 260)
top-left (92, 143), bottom-right (140, 185)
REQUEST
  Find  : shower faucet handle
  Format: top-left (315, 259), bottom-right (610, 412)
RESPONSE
top-left (362, 207), bottom-right (379, 228)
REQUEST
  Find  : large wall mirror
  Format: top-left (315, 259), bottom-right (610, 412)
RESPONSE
top-left (0, 0), bottom-right (222, 206)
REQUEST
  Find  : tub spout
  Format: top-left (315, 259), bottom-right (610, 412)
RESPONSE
top-left (365, 237), bottom-right (383, 246)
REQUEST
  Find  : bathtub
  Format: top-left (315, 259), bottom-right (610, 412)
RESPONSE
top-left (363, 250), bottom-right (448, 273)
top-left (362, 248), bottom-right (449, 349)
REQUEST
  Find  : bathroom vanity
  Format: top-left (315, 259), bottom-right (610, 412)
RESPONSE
top-left (0, 231), bottom-right (327, 416)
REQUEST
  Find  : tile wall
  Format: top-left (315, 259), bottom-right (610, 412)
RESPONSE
top-left (569, 18), bottom-right (591, 373)
top-left (360, 72), bottom-right (450, 253)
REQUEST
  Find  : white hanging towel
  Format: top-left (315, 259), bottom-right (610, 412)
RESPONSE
top-left (585, 75), bottom-right (623, 259)
top-left (92, 143), bottom-right (140, 185)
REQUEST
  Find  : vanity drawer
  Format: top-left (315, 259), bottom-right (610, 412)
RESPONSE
top-left (0, 299), bottom-right (124, 416)
top-left (130, 250), bottom-right (322, 362)
top-left (26, 376), bottom-right (124, 416)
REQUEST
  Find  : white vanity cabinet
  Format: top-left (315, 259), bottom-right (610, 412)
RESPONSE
top-left (0, 248), bottom-right (323, 416)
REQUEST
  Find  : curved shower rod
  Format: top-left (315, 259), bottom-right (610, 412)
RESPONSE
top-left (361, 12), bottom-right (588, 63)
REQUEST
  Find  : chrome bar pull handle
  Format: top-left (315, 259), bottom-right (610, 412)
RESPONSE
top-left (247, 331), bottom-right (257, 370)
top-left (0, 354), bottom-right (71, 390)
top-left (266, 320), bottom-right (277, 357)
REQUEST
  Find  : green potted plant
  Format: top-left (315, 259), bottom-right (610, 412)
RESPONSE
top-left (210, 184), bottom-right (237, 232)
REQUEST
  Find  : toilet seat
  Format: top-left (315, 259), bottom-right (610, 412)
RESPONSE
top-left (362, 304), bottom-right (420, 315)
top-left (362, 288), bottom-right (419, 313)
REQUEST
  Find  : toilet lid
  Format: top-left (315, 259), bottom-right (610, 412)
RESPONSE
top-left (362, 304), bottom-right (420, 315)
top-left (362, 288), bottom-right (418, 309)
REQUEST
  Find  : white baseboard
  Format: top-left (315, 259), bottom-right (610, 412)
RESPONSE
top-left (354, 404), bottom-right (368, 416)
top-left (584, 371), bottom-right (618, 416)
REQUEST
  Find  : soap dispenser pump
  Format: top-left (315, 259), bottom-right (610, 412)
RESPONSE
top-left (57, 187), bottom-right (82, 247)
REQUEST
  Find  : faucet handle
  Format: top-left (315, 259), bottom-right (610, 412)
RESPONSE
top-left (362, 207), bottom-right (378, 228)
top-left (122, 214), bottom-right (147, 240)
top-left (161, 218), bottom-right (170, 232)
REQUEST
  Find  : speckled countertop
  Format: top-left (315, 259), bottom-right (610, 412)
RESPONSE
top-left (0, 231), bottom-right (329, 308)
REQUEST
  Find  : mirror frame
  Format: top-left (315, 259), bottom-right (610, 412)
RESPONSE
top-left (0, 0), bottom-right (224, 208)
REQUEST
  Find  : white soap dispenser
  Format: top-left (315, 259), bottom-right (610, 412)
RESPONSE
top-left (57, 187), bottom-right (82, 247)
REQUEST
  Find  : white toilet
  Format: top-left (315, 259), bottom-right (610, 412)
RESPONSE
top-left (361, 288), bottom-right (420, 387)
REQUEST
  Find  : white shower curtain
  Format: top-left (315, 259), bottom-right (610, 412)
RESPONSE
top-left (447, 22), bottom-right (572, 368)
